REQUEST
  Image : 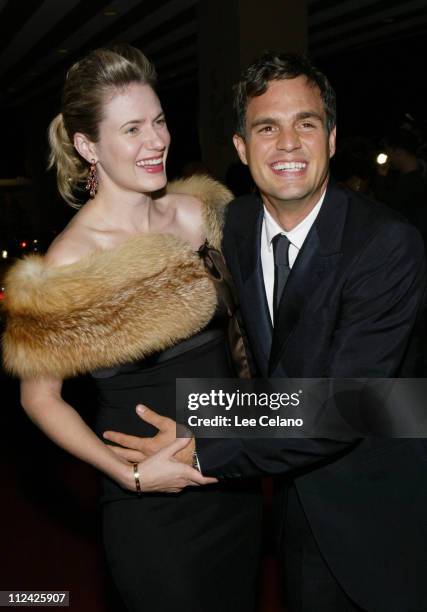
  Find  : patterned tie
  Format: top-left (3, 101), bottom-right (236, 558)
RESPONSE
top-left (272, 233), bottom-right (291, 322)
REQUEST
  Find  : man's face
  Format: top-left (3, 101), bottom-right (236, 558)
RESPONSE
top-left (233, 76), bottom-right (336, 215)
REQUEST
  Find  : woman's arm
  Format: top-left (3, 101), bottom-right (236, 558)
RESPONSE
top-left (20, 378), bottom-right (210, 492)
top-left (21, 376), bottom-right (137, 488)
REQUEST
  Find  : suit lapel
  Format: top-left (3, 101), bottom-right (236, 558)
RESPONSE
top-left (269, 182), bottom-right (349, 375)
top-left (234, 199), bottom-right (272, 376)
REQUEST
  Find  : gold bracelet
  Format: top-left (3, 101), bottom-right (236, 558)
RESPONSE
top-left (133, 463), bottom-right (142, 496)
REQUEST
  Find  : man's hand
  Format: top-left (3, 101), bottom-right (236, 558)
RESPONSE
top-left (103, 404), bottom-right (195, 466)
top-left (137, 437), bottom-right (217, 493)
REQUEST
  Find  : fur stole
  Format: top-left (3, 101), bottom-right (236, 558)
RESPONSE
top-left (2, 175), bottom-right (232, 379)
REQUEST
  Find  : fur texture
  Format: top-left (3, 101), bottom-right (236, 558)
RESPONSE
top-left (2, 176), bottom-right (232, 379)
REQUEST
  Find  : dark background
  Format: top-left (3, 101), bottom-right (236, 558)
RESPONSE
top-left (1, 1), bottom-right (426, 610)
top-left (1, 0), bottom-right (427, 234)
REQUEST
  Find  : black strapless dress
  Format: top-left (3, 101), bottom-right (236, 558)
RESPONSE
top-left (92, 318), bottom-right (263, 612)
top-left (1, 177), bottom-right (261, 612)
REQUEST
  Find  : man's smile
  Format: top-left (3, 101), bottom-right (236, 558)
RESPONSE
top-left (270, 160), bottom-right (308, 176)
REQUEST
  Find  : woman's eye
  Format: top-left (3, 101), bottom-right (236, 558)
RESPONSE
top-left (156, 118), bottom-right (166, 126)
top-left (126, 126), bottom-right (139, 134)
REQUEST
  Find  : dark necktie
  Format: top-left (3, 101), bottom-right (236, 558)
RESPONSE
top-left (272, 233), bottom-right (291, 321)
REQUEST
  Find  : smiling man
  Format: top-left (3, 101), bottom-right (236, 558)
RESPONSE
top-left (105, 53), bottom-right (427, 612)
top-left (231, 58), bottom-right (336, 328)
top-left (233, 74), bottom-right (335, 230)
top-left (202, 55), bottom-right (426, 611)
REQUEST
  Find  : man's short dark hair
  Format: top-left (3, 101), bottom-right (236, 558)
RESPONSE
top-left (233, 51), bottom-right (336, 138)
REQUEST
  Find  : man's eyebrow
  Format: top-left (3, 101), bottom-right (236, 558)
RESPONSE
top-left (249, 111), bottom-right (324, 130)
top-left (249, 116), bottom-right (280, 129)
top-left (295, 111), bottom-right (323, 122)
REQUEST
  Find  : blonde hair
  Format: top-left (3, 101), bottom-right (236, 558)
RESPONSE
top-left (48, 44), bottom-right (157, 208)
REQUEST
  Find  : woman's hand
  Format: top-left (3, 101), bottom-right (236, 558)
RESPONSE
top-left (128, 438), bottom-right (217, 493)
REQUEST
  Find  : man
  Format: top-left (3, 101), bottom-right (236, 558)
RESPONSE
top-left (105, 53), bottom-right (427, 612)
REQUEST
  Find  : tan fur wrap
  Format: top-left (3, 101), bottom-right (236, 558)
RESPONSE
top-left (2, 176), bottom-right (232, 379)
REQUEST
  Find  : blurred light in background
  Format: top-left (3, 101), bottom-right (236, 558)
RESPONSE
top-left (376, 153), bottom-right (388, 165)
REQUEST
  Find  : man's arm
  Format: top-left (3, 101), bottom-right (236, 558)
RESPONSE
top-left (196, 221), bottom-right (426, 477)
top-left (105, 221), bottom-right (426, 480)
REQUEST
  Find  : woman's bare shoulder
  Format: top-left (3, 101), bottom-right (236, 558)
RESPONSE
top-left (45, 224), bottom-right (98, 267)
top-left (173, 192), bottom-right (203, 219)
top-left (168, 193), bottom-right (205, 246)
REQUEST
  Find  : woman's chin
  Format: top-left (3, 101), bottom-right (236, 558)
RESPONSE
top-left (136, 173), bottom-right (168, 192)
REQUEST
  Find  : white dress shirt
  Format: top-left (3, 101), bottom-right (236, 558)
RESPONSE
top-left (261, 192), bottom-right (326, 323)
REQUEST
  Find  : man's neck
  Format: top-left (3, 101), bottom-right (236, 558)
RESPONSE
top-left (263, 185), bottom-right (328, 232)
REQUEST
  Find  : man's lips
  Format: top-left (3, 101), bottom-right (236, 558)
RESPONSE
top-left (136, 157), bottom-right (165, 173)
top-left (270, 160), bottom-right (308, 176)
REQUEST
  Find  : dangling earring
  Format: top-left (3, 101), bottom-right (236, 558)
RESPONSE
top-left (85, 159), bottom-right (98, 198)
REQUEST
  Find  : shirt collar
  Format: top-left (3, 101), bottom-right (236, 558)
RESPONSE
top-left (264, 190), bottom-right (326, 251)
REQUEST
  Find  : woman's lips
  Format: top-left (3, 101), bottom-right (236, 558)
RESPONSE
top-left (136, 157), bottom-right (165, 173)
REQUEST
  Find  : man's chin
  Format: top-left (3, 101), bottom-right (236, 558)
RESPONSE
top-left (264, 188), bottom-right (310, 206)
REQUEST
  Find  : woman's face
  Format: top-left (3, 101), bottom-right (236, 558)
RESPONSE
top-left (94, 82), bottom-right (170, 194)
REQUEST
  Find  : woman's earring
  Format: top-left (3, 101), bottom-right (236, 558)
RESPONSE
top-left (85, 159), bottom-right (98, 198)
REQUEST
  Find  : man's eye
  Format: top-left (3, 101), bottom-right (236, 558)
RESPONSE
top-left (259, 125), bottom-right (274, 133)
top-left (156, 118), bottom-right (166, 126)
top-left (301, 122), bottom-right (315, 129)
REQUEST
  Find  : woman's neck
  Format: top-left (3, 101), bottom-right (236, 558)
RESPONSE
top-left (85, 184), bottom-right (160, 234)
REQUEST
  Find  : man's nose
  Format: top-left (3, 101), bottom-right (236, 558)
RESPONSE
top-left (276, 127), bottom-right (301, 151)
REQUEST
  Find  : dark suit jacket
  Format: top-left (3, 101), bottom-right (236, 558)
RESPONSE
top-left (198, 181), bottom-right (427, 612)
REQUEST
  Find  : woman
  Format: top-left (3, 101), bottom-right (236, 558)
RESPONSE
top-left (2, 45), bottom-right (262, 611)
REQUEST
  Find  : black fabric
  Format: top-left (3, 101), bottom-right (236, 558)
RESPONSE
top-left (272, 233), bottom-right (291, 321)
top-left (198, 182), bottom-right (427, 612)
top-left (93, 328), bottom-right (262, 611)
top-left (198, 242), bottom-right (251, 377)
top-left (282, 486), bottom-right (364, 612)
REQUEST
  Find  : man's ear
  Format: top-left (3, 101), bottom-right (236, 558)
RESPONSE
top-left (74, 133), bottom-right (98, 164)
top-left (329, 126), bottom-right (337, 159)
top-left (233, 133), bottom-right (248, 166)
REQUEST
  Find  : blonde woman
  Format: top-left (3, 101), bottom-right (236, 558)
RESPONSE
top-left (3, 45), bottom-right (262, 612)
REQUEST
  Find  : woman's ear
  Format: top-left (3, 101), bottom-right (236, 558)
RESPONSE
top-left (74, 132), bottom-right (97, 164)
